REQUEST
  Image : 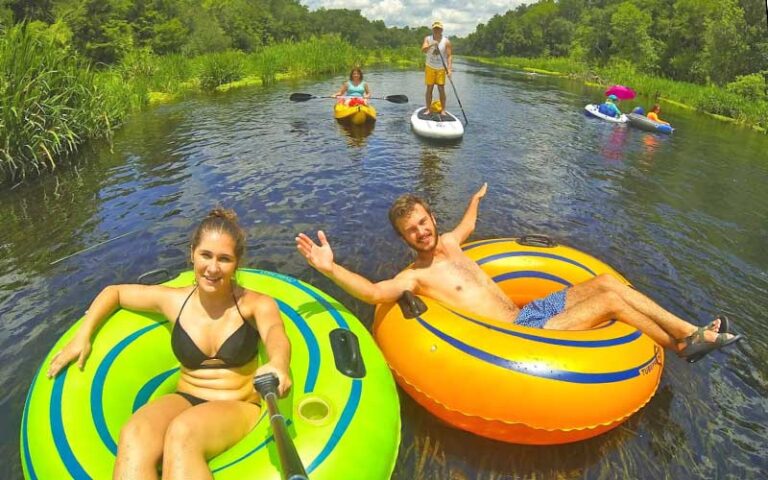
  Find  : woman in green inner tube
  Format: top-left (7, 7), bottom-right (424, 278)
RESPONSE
top-left (46, 208), bottom-right (292, 479)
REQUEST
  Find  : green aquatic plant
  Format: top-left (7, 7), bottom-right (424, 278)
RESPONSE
top-left (149, 53), bottom-right (195, 93)
top-left (0, 27), bottom-right (422, 184)
top-left (197, 50), bottom-right (246, 91)
top-left (0, 23), bottom-right (119, 184)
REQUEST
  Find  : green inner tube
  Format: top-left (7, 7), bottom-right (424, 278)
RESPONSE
top-left (21, 269), bottom-right (401, 479)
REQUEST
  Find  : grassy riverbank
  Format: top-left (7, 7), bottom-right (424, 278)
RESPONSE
top-left (464, 55), bottom-right (768, 133)
top-left (0, 24), bottom-right (421, 185)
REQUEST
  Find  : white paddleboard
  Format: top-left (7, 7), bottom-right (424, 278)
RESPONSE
top-left (410, 108), bottom-right (464, 139)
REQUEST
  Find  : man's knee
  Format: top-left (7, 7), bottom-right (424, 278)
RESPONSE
top-left (594, 273), bottom-right (621, 291)
top-left (596, 290), bottom-right (625, 315)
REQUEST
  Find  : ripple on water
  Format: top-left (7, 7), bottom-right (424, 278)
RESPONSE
top-left (1, 61), bottom-right (767, 479)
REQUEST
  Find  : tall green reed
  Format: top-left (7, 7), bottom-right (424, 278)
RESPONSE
top-left (197, 50), bottom-right (246, 91)
top-left (0, 23), bottom-right (122, 184)
top-left (1, 29), bottom-right (422, 184)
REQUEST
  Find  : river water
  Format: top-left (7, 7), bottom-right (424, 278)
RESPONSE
top-left (1, 60), bottom-right (766, 479)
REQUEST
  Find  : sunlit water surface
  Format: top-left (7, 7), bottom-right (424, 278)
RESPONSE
top-left (1, 60), bottom-right (767, 479)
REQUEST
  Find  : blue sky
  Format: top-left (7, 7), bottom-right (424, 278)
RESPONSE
top-left (300, 1), bottom-right (531, 37)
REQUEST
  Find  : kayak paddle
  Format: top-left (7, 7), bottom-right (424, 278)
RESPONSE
top-left (435, 48), bottom-right (468, 125)
top-left (289, 93), bottom-right (408, 103)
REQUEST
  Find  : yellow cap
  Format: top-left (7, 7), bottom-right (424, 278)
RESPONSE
top-left (432, 21), bottom-right (444, 30)
top-left (429, 100), bottom-right (442, 113)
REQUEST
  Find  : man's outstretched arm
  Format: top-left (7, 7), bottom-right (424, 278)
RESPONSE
top-left (296, 231), bottom-right (416, 304)
top-left (448, 183), bottom-right (487, 244)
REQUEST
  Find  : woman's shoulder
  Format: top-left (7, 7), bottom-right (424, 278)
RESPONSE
top-left (238, 288), bottom-right (279, 313)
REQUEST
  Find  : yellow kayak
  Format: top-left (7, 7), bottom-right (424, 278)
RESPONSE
top-left (334, 102), bottom-right (376, 125)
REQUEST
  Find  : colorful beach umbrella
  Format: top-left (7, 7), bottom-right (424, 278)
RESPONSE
top-left (605, 85), bottom-right (636, 100)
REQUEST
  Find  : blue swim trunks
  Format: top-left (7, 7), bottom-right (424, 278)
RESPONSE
top-left (514, 289), bottom-right (568, 328)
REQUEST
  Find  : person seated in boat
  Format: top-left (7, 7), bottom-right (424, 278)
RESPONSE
top-left (47, 208), bottom-right (292, 479)
top-left (647, 104), bottom-right (670, 125)
top-left (296, 184), bottom-right (743, 363)
top-left (598, 94), bottom-right (622, 118)
top-left (333, 67), bottom-right (371, 106)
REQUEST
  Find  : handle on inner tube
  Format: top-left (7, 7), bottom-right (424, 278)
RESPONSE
top-left (397, 291), bottom-right (428, 319)
top-left (516, 235), bottom-right (557, 248)
top-left (329, 329), bottom-right (366, 378)
top-left (136, 268), bottom-right (171, 285)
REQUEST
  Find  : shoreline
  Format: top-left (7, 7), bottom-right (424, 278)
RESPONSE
top-left (1, 31), bottom-right (422, 186)
top-left (463, 55), bottom-right (766, 134)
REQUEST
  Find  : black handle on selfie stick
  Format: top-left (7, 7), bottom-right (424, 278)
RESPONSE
top-left (435, 47), bottom-right (468, 126)
top-left (253, 374), bottom-right (308, 480)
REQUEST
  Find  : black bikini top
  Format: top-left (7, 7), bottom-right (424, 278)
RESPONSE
top-left (171, 287), bottom-right (260, 369)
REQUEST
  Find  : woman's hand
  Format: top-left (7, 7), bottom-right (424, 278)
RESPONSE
top-left (255, 363), bottom-right (292, 397)
top-left (47, 334), bottom-right (92, 378)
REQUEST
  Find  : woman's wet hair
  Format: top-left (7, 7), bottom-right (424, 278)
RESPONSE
top-left (191, 207), bottom-right (246, 260)
top-left (388, 194), bottom-right (433, 235)
top-left (652, 104), bottom-right (661, 112)
top-left (349, 67), bottom-right (364, 80)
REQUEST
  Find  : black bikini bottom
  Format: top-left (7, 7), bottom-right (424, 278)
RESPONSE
top-left (176, 391), bottom-right (261, 408)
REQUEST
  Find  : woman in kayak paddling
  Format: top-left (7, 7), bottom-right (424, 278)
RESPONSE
top-left (46, 208), bottom-right (292, 479)
top-left (333, 67), bottom-right (371, 106)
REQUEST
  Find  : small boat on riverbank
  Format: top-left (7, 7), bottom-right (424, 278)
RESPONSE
top-left (585, 104), bottom-right (628, 124)
top-left (627, 113), bottom-right (674, 134)
top-left (410, 107), bottom-right (464, 140)
top-left (334, 102), bottom-right (376, 125)
top-left (21, 269), bottom-right (400, 480)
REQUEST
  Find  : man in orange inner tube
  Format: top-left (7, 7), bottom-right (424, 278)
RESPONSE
top-left (296, 184), bottom-right (742, 362)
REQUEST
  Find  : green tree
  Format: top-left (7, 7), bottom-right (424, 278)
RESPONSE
top-left (609, 2), bottom-right (658, 71)
top-left (701, 0), bottom-right (749, 84)
top-left (571, 7), bottom-right (612, 64)
top-left (664, 0), bottom-right (717, 82)
top-left (183, 8), bottom-right (230, 55)
top-left (547, 17), bottom-right (574, 56)
top-left (152, 17), bottom-right (187, 54)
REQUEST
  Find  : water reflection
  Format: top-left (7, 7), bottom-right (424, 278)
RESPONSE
top-left (1, 62), bottom-right (767, 479)
top-left (637, 132), bottom-right (663, 169)
top-left (599, 125), bottom-right (630, 163)
top-left (336, 121), bottom-right (375, 147)
top-left (392, 385), bottom-right (684, 479)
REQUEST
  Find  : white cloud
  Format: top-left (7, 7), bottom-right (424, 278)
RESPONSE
top-left (301, 0), bottom-right (533, 37)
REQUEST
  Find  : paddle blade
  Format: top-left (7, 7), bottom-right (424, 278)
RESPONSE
top-left (289, 93), bottom-right (315, 102)
top-left (385, 94), bottom-right (409, 104)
